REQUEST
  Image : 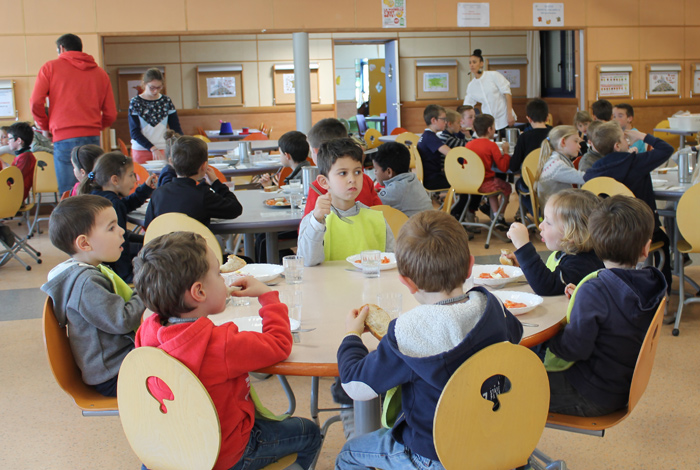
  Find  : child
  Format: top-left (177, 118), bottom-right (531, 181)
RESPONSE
top-left (591, 99), bottom-right (612, 121)
top-left (70, 144), bottom-right (104, 196)
top-left (6, 122), bottom-right (37, 201)
top-left (578, 121), bottom-right (604, 172)
top-left (465, 114), bottom-right (512, 229)
top-left (545, 196), bottom-right (666, 416)
top-left (303, 118), bottom-right (380, 219)
top-left (145, 135), bottom-right (243, 228)
top-left (416, 104), bottom-right (451, 191)
top-left (0, 126), bottom-right (11, 157)
top-left (133, 232), bottom-right (321, 470)
top-left (335, 210), bottom-right (523, 469)
top-left (79, 151), bottom-right (157, 282)
top-left (584, 121), bottom-right (674, 291)
top-left (298, 138), bottom-right (395, 267)
top-left (438, 109), bottom-right (468, 148)
top-left (157, 129), bottom-right (180, 187)
top-left (372, 141), bottom-right (432, 217)
top-left (506, 189), bottom-right (604, 296)
top-left (612, 103), bottom-right (646, 153)
top-left (573, 110), bottom-right (593, 155)
top-left (457, 104), bottom-right (476, 140)
top-left (41, 195), bottom-right (145, 397)
top-left (509, 98), bottom-right (551, 174)
top-left (260, 130), bottom-right (310, 187)
top-left (535, 125), bottom-right (585, 206)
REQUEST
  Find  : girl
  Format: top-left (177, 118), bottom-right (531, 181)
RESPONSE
top-left (535, 125), bottom-right (585, 207)
top-left (79, 152), bottom-right (156, 282)
top-left (128, 68), bottom-right (183, 164)
top-left (69, 144), bottom-right (104, 196)
top-left (157, 129), bottom-right (180, 187)
top-left (505, 189), bottom-right (605, 296)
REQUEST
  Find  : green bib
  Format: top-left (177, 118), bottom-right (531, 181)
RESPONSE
top-left (381, 386), bottom-right (402, 429)
top-left (98, 264), bottom-right (133, 302)
top-left (250, 384), bottom-right (289, 422)
top-left (545, 251), bottom-right (562, 272)
top-left (323, 207), bottom-right (387, 261)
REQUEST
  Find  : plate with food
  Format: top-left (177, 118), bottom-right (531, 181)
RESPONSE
top-left (264, 197), bottom-right (290, 208)
top-left (651, 178), bottom-right (667, 188)
top-left (491, 291), bottom-right (543, 315)
top-left (228, 315), bottom-right (300, 332)
top-left (220, 256), bottom-right (284, 283)
top-left (345, 253), bottom-right (397, 271)
top-left (471, 264), bottom-right (524, 287)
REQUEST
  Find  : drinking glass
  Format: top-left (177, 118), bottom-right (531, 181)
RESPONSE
top-left (280, 286), bottom-right (302, 328)
top-left (361, 250), bottom-right (381, 278)
top-left (283, 255), bottom-right (304, 284)
top-left (377, 293), bottom-right (402, 318)
top-left (289, 193), bottom-right (303, 216)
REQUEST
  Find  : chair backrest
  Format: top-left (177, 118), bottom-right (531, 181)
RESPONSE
top-left (653, 120), bottom-right (680, 149)
top-left (522, 166), bottom-right (541, 223)
top-left (582, 176), bottom-right (634, 198)
top-left (628, 297), bottom-right (666, 412)
top-left (42, 297), bottom-right (118, 413)
top-left (60, 190), bottom-right (71, 200)
top-left (338, 118), bottom-right (351, 132)
top-left (390, 127), bottom-right (408, 136)
top-left (117, 138), bottom-right (129, 156)
top-left (364, 128), bottom-right (382, 149)
top-left (193, 134), bottom-right (212, 143)
top-left (356, 114), bottom-right (368, 135)
top-left (395, 132), bottom-right (420, 170)
top-left (676, 182), bottom-right (700, 251)
top-left (130, 161), bottom-right (150, 195)
top-left (242, 133), bottom-right (268, 141)
top-left (0, 166), bottom-right (25, 218)
top-left (370, 205), bottom-right (409, 238)
top-left (434, 342), bottom-right (549, 470)
top-left (444, 147), bottom-right (486, 194)
top-left (1, 152), bottom-right (15, 165)
top-left (32, 151), bottom-right (59, 194)
top-left (412, 144), bottom-right (424, 182)
top-left (211, 166), bottom-right (227, 184)
top-left (144, 212), bottom-right (223, 262)
top-left (441, 188), bottom-right (455, 213)
top-left (278, 166), bottom-right (293, 185)
top-left (572, 155), bottom-right (582, 170)
top-left (521, 148), bottom-right (541, 180)
top-left (118, 347), bottom-right (221, 470)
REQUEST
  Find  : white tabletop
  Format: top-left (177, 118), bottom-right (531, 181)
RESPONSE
top-left (208, 140), bottom-right (280, 155)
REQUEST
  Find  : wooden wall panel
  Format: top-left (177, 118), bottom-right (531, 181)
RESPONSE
top-left (23, 0), bottom-right (96, 34)
top-left (640, 0), bottom-right (685, 25)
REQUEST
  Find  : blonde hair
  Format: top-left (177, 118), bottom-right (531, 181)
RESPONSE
top-left (445, 109), bottom-right (461, 125)
top-left (546, 189), bottom-right (601, 255)
top-left (591, 121), bottom-right (624, 156)
top-left (536, 125), bottom-right (578, 181)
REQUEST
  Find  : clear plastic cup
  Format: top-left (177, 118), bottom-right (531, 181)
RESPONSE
top-left (361, 250), bottom-right (381, 278)
top-left (283, 255), bottom-right (304, 284)
top-left (377, 293), bottom-right (403, 319)
top-left (289, 193), bottom-right (303, 216)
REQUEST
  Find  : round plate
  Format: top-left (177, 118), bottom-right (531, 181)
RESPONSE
top-left (263, 197), bottom-right (290, 209)
top-left (253, 160), bottom-right (281, 167)
top-left (231, 316), bottom-right (300, 332)
top-left (346, 252), bottom-right (397, 271)
top-left (651, 178), bottom-right (667, 188)
top-left (491, 291), bottom-right (543, 315)
top-left (471, 265), bottom-right (524, 287)
top-left (211, 162), bottom-right (234, 170)
top-left (222, 264), bottom-right (284, 283)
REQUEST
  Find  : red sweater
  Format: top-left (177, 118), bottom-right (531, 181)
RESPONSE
top-left (13, 151), bottom-right (36, 201)
top-left (30, 51), bottom-right (117, 142)
top-left (135, 291), bottom-right (292, 470)
top-left (303, 173), bottom-right (382, 218)
top-left (466, 138), bottom-right (510, 180)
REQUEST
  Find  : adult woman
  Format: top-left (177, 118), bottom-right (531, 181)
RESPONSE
top-left (462, 49), bottom-right (516, 134)
top-left (128, 68), bottom-right (183, 163)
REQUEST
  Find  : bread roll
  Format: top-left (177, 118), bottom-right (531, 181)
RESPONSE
top-left (361, 304), bottom-right (391, 340)
top-left (221, 255), bottom-right (246, 273)
top-left (500, 249), bottom-right (514, 266)
top-left (226, 285), bottom-right (242, 295)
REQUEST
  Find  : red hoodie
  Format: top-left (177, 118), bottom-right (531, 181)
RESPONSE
top-left (30, 51), bottom-right (117, 142)
top-left (135, 291), bottom-right (292, 470)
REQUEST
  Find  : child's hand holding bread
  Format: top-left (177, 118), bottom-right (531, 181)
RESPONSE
top-left (500, 248), bottom-right (519, 267)
top-left (346, 304), bottom-right (392, 340)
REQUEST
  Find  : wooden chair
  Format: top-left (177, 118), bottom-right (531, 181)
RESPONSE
top-left (117, 138), bottom-right (130, 156)
top-left (243, 133), bottom-right (269, 141)
top-left (444, 147), bottom-right (509, 249)
top-left (653, 120), bottom-right (680, 150)
top-left (394, 132), bottom-right (421, 170)
top-left (522, 167), bottom-right (542, 226)
top-left (572, 155), bottom-right (582, 170)
top-left (390, 127), bottom-right (408, 135)
top-left (144, 212), bottom-right (223, 262)
top-left (196, 126), bottom-right (207, 136)
top-left (355, 114), bottom-right (368, 137)
top-left (42, 297), bottom-right (118, 416)
top-left (0, 166), bottom-right (42, 270)
top-left (364, 128), bottom-right (382, 149)
top-left (440, 188), bottom-right (456, 214)
top-left (278, 166), bottom-right (293, 186)
top-left (434, 342), bottom-right (549, 470)
top-left (118, 347), bottom-right (296, 470)
top-left (0, 153), bottom-right (14, 166)
top-left (26, 151), bottom-right (59, 235)
top-left (532, 298), bottom-right (666, 468)
top-left (370, 205), bottom-right (409, 238)
top-left (581, 176), bottom-right (634, 198)
top-left (193, 134), bottom-right (212, 143)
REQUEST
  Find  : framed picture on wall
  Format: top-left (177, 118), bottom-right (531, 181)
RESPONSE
top-left (272, 64), bottom-right (320, 105)
top-left (197, 65), bottom-right (243, 108)
top-left (692, 64), bottom-right (700, 97)
top-left (647, 64), bottom-right (681, 98)
top-left (415, 60), bottom-right (458, 100)
top-left (597, 65), bottom-right (632, 99)
top-left (485, 57), bottom-right (528, 98)
top-left (117, 67), bottom-right (165, 112)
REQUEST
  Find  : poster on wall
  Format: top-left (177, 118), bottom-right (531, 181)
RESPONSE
top-left (648, 71), bottom-right (679, 96)
top-left (423, 73), bottom-right (450, 93)
top-left (382, 0), bottom-right (406, 28)
top-left (206, 77), bottom-right (236, 98)
top-left (599, 72), bottom-right (630, 97)
top-left (0, 90), bottom-right (14, 118)
top-left (283, 74), bottom-right (295, 94)
top-left (495, 69), bottom-right (520, 89)
top-left (695, 70), bottom-right (700, 95)
top-left (457, 3), bottom-right (489, 27)
top-left (533, 3), bottom-right (564, 27)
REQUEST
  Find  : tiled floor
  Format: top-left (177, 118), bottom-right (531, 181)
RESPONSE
top-left (2, 203), bottom-right (700, 469)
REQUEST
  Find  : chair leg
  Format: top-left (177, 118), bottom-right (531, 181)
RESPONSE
top-left (484, 194), bottom-right (507, 249)
top-left (530, 448), bottom-right (568, 470)
top-left (309, 376), bottom-right (347, 470)
top-left (0, 239), bottom-right (32, 271)
top-left (673, 262), bottom-right (685, 336)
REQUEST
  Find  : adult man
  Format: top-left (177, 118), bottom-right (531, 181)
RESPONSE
top-left (30, 34), bottom-right (116, 194)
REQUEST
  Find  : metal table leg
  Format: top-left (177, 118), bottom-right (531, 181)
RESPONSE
top-left (354, 398), bottom-right (381, 437)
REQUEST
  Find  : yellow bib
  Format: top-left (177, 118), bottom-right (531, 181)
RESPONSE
top-left (98, 264), bottom-right (133, 302)
top-left (323, 207), bottom-right (387, 261)
top-left (545, 251), bottom-right (562, 272)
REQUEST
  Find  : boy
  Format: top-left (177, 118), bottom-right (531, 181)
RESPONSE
top-left (578, 120), bottom-right (604, 172)
top-left (298, 138), bottom-right (395, 267)
top-left (612, 103), bottom-right (646, 153)
top-left (573, 110), bottom-right (593, 155)
top-left (372, 142), bottom-right (432, 217)
top-left (466, 114), bottom-right (512, 229)
top-left (438, 109), bottom-right (468, 148)
top-left (546, 196), bottom-right (666, 417)
top-left (6, 122), bottom-right (37, 201)
top-left (133, 232), bottom-right (321, 470)
top-left (0, 126), bottom-right (11, 157)
top-left (591, 99), bottom-right (612, 121)
top-left (457, 104), bottom-right (476, 140)
top-left (509, 98), bottom-right (551, 173)
top-left (585, 121), bottom-right (673, 291)
top-left (41, 195), bottom-right (145, 397)
top-left (303, 118), bottom-right (381, 219)
top-left (144, 135), bottom-right (242, 228)
top-left (260, 130), bottom-right (310, 187)
top-left (416, 104), bottom-right (451, 191)
top-left (335, 210), bottom-right (523, 469)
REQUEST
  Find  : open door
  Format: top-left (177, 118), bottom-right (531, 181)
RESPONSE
top-left (384, 40), bottom-right (401, 132)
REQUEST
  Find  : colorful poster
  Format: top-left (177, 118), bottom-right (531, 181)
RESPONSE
top-left (599, 72), bottom-right (630, 97)
top-left (206, 77), bottom-right (236, 98)
top-left (382, 0), bottom-right (406, 28)
top-left (457, 3), bottom-right (489, 27)
top-left (533, 3), bottom-right (564, 27)
top-left (649, 71), bottom-right (679, 96)
top-left (423, 73), bottom-right (449, 93)
top-left (496, 69), bottom-right (520, 89)
top-left (0, 88), bottom-right (14, 117)
top-left (694, 70), bottom-right (700, 95)
top-left (283, 74), bottom-right (295, 94)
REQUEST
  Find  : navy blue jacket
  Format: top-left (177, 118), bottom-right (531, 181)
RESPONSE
top-left (549, 267), bottom-right (666, 412)
top-left (157, 164), bottom-right (177, 187)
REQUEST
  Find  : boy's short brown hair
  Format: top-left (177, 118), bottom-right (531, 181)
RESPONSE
top-left (547, 189), bottom-right (602, 255)
top-left (445, 109), bottom-right (461, 125)
top-left (591, 121), bottom-right (624, 156)
top-left (48, 195), bottom-right (113, 255)
top-left (307, 118), bottom-right (348, 149)
top-left (588, 195), bottom-right (654, 267)
top-left (423, 104), bottom-right (446, 125)
top-left (396, 211), bottom-right (471, 292)
top-left (473, 114), bottom-right (495, 137)
top-left (317, 138), bottom-right (364, 177)
top-left (133, 232), bottom-right (210, 319)
top-left (171, 136), bottom-right (208, 177)
top-left (573, 110), bottom-right (593, 127)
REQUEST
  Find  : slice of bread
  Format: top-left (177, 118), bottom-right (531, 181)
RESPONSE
top-left (361, 303), bottom-right (391, 340)
top-left (500, 249), bottom-right (514, 266)
top-left (221, 255), bottom-right (247, 273)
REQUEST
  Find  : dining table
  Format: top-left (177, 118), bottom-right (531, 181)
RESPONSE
top-left (652, 128), bottom-right (697, 151)
top-left (206, 129), bottom-right (263, 141)
top-left (140, 159), bottom-right (283, 179)
top-left (208, 140), bottom-right (280, 155)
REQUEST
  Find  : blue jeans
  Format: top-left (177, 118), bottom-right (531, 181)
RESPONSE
top-left (336, 428), bottom-right (444, 470)
top-left (53, 136), bottom-right (100, 194)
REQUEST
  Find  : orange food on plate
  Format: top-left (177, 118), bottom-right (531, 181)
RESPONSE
top-left (479, 267), bottom-right (510, 280)
top-left (381, 256), bottom-right (391, 264)
top-left (494, 267), bottom-right (509, 278)
top-left (504, 300), bottom-right (527, 309)
top-left (479, 273), bottom-right (493, 279)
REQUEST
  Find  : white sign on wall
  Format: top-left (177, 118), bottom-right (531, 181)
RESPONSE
top-left (533, 3), bottom-right (564, 27)
top-left (457, 3), bottom-right (490, 27)
top-left (496, 69), bottom-right (520, 89)
top-left (382, 0), bottom-right (406, 28)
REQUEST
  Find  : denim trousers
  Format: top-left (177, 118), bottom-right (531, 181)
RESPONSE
top-left (335, 428), bottom-right (444, 470)
top-left (53, 136), bottom-right (100, 194)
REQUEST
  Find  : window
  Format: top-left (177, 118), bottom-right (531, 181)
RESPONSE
top-left (540, 30), bottom-right (576, 98)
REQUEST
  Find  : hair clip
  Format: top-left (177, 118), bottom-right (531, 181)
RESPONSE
top-left (88, 171), bottom-right (95, 180)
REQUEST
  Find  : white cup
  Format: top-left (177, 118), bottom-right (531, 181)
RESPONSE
top-left (283, 255), bottom-right (304, 284)
top-left (361, 250), bottom-right (381, 278)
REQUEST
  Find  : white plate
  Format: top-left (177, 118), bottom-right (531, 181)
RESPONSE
top-left (253, 160), bottom-right (281, 167)
top-left (491, 291), bottom-right (543, 315)
top-left (222, 264), bottom-right (284, 283)
top-left (471, 265), bottom-right (524, 287)
top-left (211, 162), bottom-right (235, 170)
top-left (231, 315), bottom-right (300, 332)
top-left (651, 178), bottom-right (667, 188)
top-left (346, 252), bottom-right (397, 271)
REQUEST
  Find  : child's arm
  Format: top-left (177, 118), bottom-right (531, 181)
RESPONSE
top-left (547, 159), bottom-right (585, 185)
top-left (492, 142), bottom-right (510, 173)
top-left (441, 133), bottom-right (467, 149)
top-left (202, 178), bottom-right (243, 220)
top-left (627, 131), bottom-right (674, 174)
top-left (128, 113), bottom-right (156, 151)
top-left (512, 241), bottom-right (568, 296)
top-left (297, 210), bottom-right (326, 266)
top-left (122, 180), bottom-right (155, 212)
top-left (78, 273), bottom-right (145, 334)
